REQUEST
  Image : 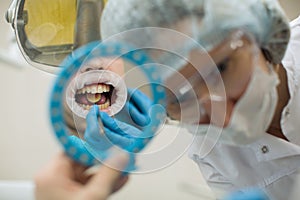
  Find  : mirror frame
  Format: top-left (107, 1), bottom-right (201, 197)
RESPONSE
top-left (50, 41), bottom-right (166, 166)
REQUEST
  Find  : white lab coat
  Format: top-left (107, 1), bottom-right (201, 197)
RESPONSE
top-left (189, 16), bottom-right (300, 200)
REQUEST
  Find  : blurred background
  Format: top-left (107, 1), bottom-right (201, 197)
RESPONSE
top-left (0, 0), bottom-right (299, 199)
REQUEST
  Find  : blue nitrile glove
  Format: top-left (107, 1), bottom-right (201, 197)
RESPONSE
top-left (68, 106), bottom-right (137, 170)
top-left (85, 105), bottom-right (146, 152)
top-left (68, 133), bottom-right (135, 172)
top-left (67, 106), bottom-right (118, 161)
top-left (224, 189), bottom-right (269, 200)
top-left (116, 88), bottom-right (152, 128)
top-left (101, 110), bottom-right (151, 152)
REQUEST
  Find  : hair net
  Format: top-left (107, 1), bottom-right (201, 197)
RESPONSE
top-left (101, 0), bottom-right (290, 64)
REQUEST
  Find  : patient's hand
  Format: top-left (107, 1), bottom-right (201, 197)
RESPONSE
top-left (35, 152), bottom-right (129, 200)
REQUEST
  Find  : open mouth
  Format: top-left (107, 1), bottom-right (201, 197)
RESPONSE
top-left (75, 83), bottom-right (114, 111)
top-left (66, 70), bottom-right (127, 118)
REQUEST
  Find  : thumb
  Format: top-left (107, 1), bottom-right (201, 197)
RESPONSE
top-left (83, 152), bottom-right (129, 198)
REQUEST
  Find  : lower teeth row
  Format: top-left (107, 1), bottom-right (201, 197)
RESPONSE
top-left (78, 100), bottom-right (110, 111)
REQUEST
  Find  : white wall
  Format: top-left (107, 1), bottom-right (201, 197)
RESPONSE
top-left (0, 0), bottom-right (60, 180)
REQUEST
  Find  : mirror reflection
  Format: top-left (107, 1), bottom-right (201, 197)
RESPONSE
top-left (61, 53), bottom-right (161, 169)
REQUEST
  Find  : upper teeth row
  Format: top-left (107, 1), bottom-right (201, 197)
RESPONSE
top-left (77, 84), bottom-right (110, 94)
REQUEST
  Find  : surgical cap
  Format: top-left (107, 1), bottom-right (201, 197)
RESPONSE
top-left (101, 0), bottom-right (290, 64)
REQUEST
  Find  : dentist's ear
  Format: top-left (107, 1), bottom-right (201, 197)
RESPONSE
top-left (274, 64), bottom-right (280, 72)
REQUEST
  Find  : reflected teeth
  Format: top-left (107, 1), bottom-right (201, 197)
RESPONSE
top-left (98, 100), bottom-right (110, 110)
top-left (78, 100), bottom-right (110, 111)
top-left (98, 85), bottom-right (103, 93)
top-left (77, 84), bottom-right (111, 95)
top-left (80, 104), bottom-right (92, 110)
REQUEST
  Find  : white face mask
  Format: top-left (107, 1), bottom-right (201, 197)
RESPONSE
top-left (187, 65), bottom-right (280, 147)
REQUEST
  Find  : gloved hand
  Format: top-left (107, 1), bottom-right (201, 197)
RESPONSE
top-left (224, 189), bottom-right (269, 200)
top-left (68, 89), bottom-right (156, 168)
top-left (84, 89), bottom-right (155, 156)
top-left (116, 88), bottom-right (152, 128)
top-left (68, 106), bottom-right (138, 169)
top-left (70, 105), bottom-right (146, 153)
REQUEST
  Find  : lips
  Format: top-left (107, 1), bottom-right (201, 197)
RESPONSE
top-left (66, 70), bottom-right (127, 118)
